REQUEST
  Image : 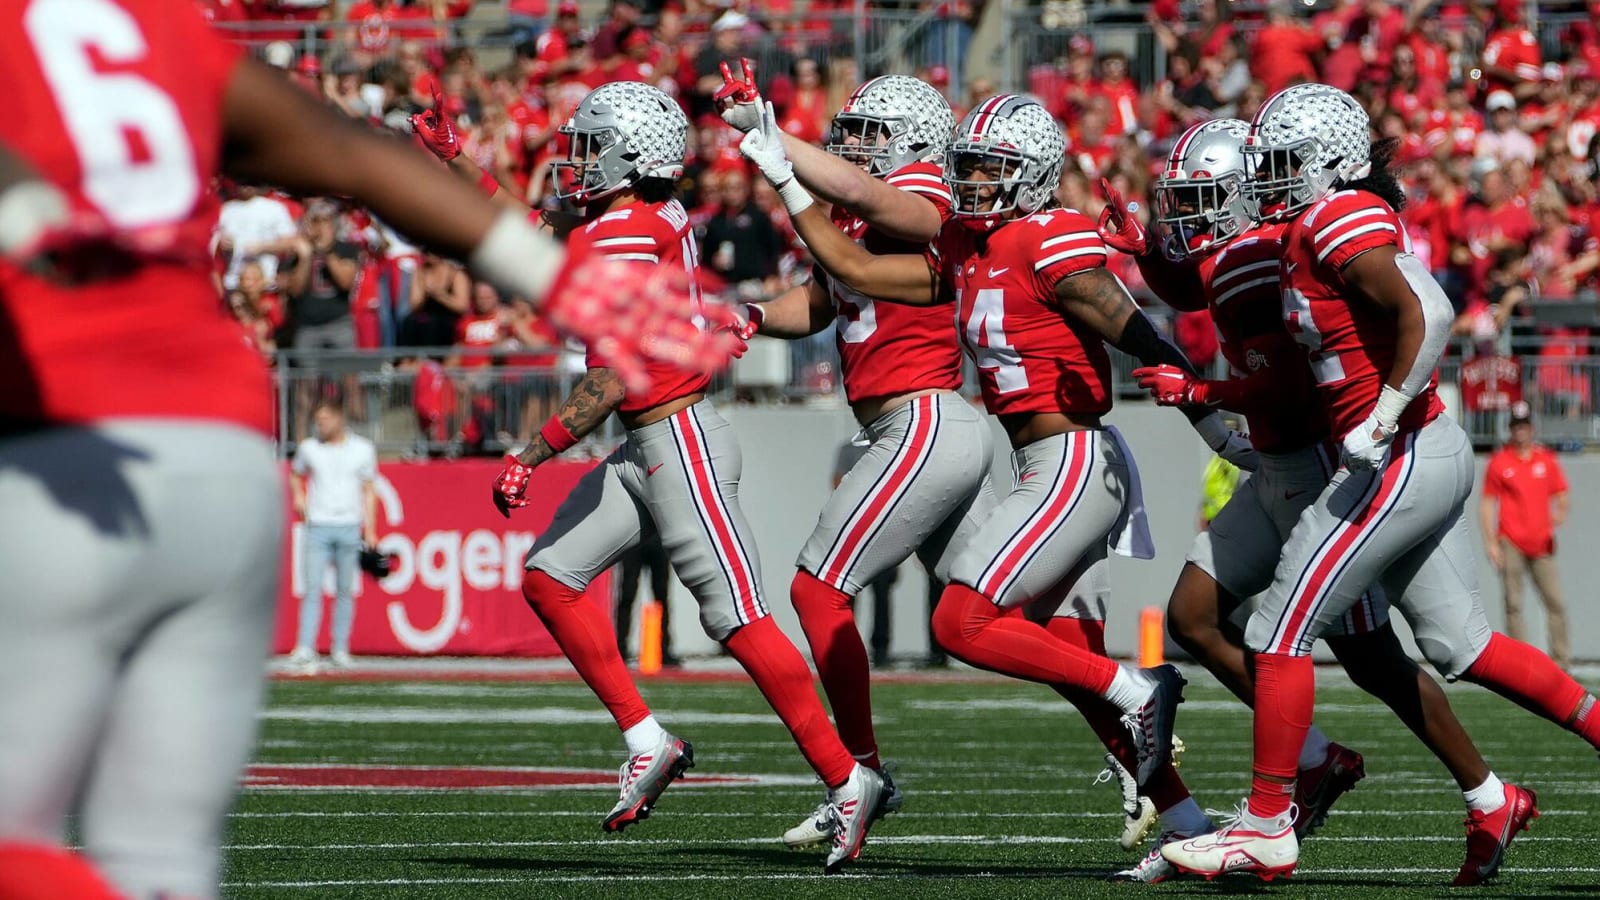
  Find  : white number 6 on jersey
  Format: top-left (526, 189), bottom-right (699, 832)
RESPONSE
top-left (25, 0), bottom-right (201, 227)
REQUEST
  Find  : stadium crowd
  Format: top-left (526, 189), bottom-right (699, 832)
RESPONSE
top-left (201, 0), bottom-right (1599, 413)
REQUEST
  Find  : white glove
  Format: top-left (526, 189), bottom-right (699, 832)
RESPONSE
top-left (1194, 412), bottom-right (1260, 472)
top-left (1341, 412), bottom-right (1397, 471)
top-left (738, 101), bottom-right (811, 215)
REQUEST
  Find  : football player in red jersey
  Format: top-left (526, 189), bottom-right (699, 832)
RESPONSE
top-left (738, 95), bottom-right (1261, 864)
top-left (715, 66), bottom-right (998, 849)
top-left (0, 2), bottom-right (734, 896)
top-left (1113, 119), bottom-right (1528, 883)
top-left (416, 81), bottom-right (889, 873)
top-left (1163, 84), bottom-right (1600, 885)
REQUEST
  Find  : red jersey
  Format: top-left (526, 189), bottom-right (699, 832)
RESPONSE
top-left (456, 313), bottom-right (503, 368)
top-left (1280, 190), bottom-right (1443, 439)
top-left (1482, 26), bottom-right (1542, 92)
top-left (826, 161), bottom-right (962, 406)
top-left (1, 0), bottom-right (271, 435)
top-left (930, 208), bottom-right (1112, 418)
top-left (571, 198), bottom-right (710, 413)
top-left (1198, 223), bottom-right (1329, 454)
top-left (1484, 444), bottom-right (1568, 557)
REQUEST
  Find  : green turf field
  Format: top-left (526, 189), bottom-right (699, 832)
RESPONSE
top-left (223, 667), bottom-right (1600, 898)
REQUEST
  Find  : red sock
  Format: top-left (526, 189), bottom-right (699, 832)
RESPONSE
top-left (522, 569), bottom-right (652, 731)
top-left (1464, 632), bottom-right (1596, 748)
top-left (1250, 652), bottom-right (1314, 820)
top-left (791, 570), bottom-right (880, 768)
top-left (725, 616), bottom-right (856, 788)
top-left (1045, 617), bottom-right (1191, 810)
top-left (931, 584), bottom-right (1119, 692)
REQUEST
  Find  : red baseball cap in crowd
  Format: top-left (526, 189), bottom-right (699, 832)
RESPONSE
top-left (1496, 0), bottom-right (1520, 18)
top-left (623, 28), bottom-right (651, 50)
top-left (557, 1), bottom-right (579, 16)
top-left (927, 64), bottom-right (950, 87)
top-left (1068, 34), bottom-right (1094, 57)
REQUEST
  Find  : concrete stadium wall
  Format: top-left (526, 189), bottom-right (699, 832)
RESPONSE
top-left (649, 403), bottom-right (1595, 666)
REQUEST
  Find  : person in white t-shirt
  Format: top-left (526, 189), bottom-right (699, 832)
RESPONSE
top-left (215, 184), bottom-right (297, 290)
top-left (289, 400), bottom-right (379, 669)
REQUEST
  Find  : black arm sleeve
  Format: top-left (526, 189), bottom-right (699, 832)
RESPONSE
top-left (1112, 311), bottom-right (1212, 424)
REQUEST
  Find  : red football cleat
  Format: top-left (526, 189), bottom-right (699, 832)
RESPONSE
top-left (1294, 742), bottom-right (1365, 839)
top-left (1454, 783), bottom-right (1538, 887)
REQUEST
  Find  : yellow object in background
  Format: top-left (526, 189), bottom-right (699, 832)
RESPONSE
top-left (1200, 456), bottom-right (1242, 524)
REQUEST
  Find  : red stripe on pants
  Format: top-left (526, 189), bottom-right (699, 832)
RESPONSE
top-left (823, 396), bottom-right (934, 585)
top-left (674, 410), bottom-right (760, 624)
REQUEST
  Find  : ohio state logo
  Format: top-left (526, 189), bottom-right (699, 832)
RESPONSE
top-left (1245, 348), bottom-right (1269, 371)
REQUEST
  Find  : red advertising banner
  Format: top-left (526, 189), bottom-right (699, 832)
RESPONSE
top-left (273, 459), bottom-right (609, 656)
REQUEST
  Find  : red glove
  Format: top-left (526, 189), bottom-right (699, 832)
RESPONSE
top-left (539, 250), bottom-right (744, 394)
top-left (713, 58), bottom-right (762, 132)
top-left (719, 303), bottom-right (763, 358)
top-left (1095, 177), bottom-right (1150, 256)
top-left (409, 90), bottom-right (462, 162)
top-left (492, 453), bottom-right (535, 518)
top-left (1132, 365), bottom-right (1212, 407)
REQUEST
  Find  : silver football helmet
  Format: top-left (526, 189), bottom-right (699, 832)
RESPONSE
top-left (945, 94), bottom-right (1064, 226)
top-left (553, 81), bottom-right (687, 205)
top-left (1242, 83), bottom-right (1372, 221)
top-left (1156, 118), bottom-right (1253, 261)
top-left (825, 75), bottom-right (954, 176)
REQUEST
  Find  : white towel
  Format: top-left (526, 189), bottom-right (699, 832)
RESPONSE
top-left (1106, 426), bottom-right (1156, 560)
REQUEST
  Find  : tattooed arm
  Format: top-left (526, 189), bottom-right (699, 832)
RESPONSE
top-left (1052, 267), bottom-right (1200, 377)
top-left (513, 367), bottom-right (627, 467)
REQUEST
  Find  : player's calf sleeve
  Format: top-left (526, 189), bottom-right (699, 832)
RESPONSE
top-left (522, 569), bottom-right (653, 732)
top-left (791, 569), bottom-right (879, 769)
top-left (1250, 652), bottom-right (1314, 820)
top-left (724, 616), bottom-right (856, 788)
top-left (1463, 632), bottom-right (1597, 748)
top-left (931, 584), bottom-right (1119, 692)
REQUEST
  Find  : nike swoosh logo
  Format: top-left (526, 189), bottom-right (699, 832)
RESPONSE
top-left (1284, 490), bottom-right (1307, 500)
top-left (647, 463), bottom-right (664, 477)
top-left (988, 266), bottom-right (1011, 278)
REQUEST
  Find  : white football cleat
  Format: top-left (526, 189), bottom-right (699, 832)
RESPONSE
top-left (1109, 826), bottom-right (1211, 884)
top-left (602, 731), bottom-right (694, 833)
top-left (1095, 753), bottom-right (1157, 850)
top-left (329, 650), bottom-right (355, 669)
top-left (782, 801), bottom-right (833, 850)
top-left (784, 765), bottom-right (902, 850)
top-left (1160, 801), bottom-right (1299, 881)
top-left (824, 765), bottom-right (886, 874)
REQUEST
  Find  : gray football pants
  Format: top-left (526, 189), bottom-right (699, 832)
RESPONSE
top-left (527, 400), bottom-right (767, 641)
top-left (797, 392), bottom-right (997, 594)
top-left (1246, 416), bottom-right (1492, 679)
top-left (0, 419), bottom-right (283, 899)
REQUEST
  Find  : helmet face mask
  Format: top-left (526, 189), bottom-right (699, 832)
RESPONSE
top-left (1240, 137), bottom-right (1319, 222)
top-left (825, 114), bottom-right (903, 173)
top-left (550, 81), bottom-right (687, 206)
top-left (828, 76), bottom-right (954, 177)
top-left (1156, 118), bottom-right (1253, 260)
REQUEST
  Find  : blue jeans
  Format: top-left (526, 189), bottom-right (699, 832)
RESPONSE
top-left (376, 263), bottom-right (415, 348)
top-left (298, 523), bottom-right (362, 654)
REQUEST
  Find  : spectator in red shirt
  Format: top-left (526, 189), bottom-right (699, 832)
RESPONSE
top-left (1458, 167), bottom-right (1536, 302)
top-left (1250, 5), bottom-right (1323, 94)
top-left (1478, 0), bottom-right (1542, 101)
top-left (611, 27), bottom-right (658, 84)
top-left (530, 1), bottom-right (590, 84)
top-left (1096, 52), bottom-right (1140, 137)
top-left (1481, 402), bottom-right (1571, 668)
top-left (454, 281), bottom-right (506, 368)
top-left (591, 0), bottom-right (645, 73)
top-left (346, 0), bottom-right (404, 60)
top-left (778, 57), bottom-right (829, 146)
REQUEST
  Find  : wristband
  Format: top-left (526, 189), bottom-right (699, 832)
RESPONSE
top-left (775, 179), bottom-right (813, 216)
top-left (1372, 384), bottom-right (1412, 430)
top-left (742, 302), bottom-right (765, 333)
top-left (468, 209), bottom-right (565, 302)
top-left (539, 415), bottom-right (579, 453)
top-left (0, 181), bottom-right (68, 255)
top-left (477, 170), bottom-right (500, 198)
